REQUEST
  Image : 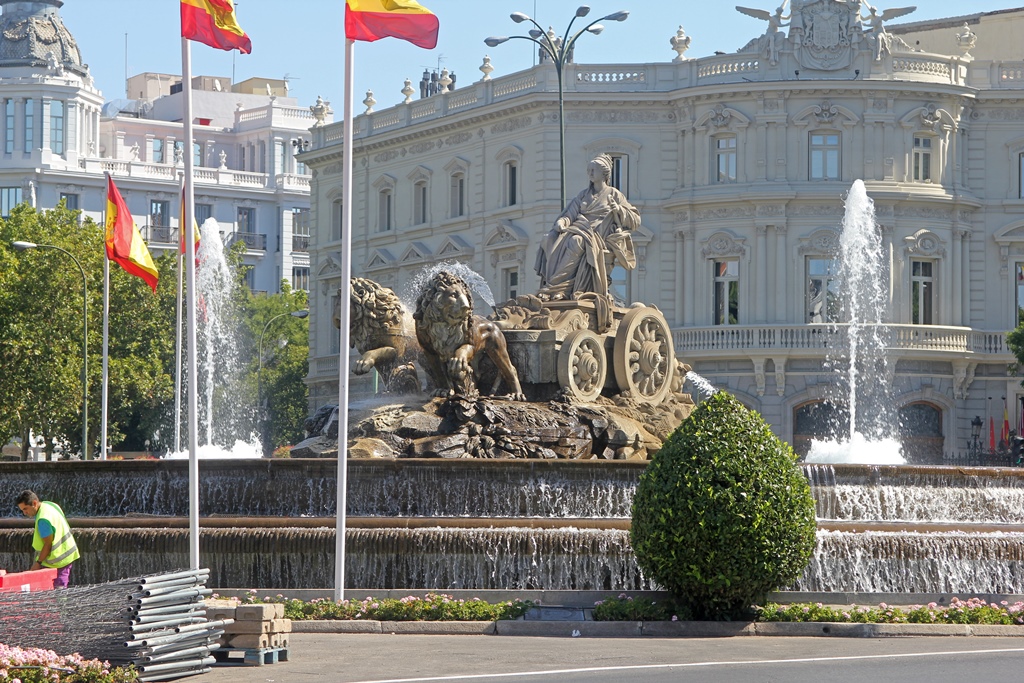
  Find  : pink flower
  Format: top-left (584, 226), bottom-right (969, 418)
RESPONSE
top-left (672, 615), bottom-right (678, 621)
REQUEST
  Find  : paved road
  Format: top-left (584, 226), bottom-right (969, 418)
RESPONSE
top-left (200, 634), bottom-right (1024, 683)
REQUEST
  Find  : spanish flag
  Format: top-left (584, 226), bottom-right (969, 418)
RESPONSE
top-left (105, 176), bottom-right (159, 293)
top-left (345, 0), bottom-right (439, 50)
top-left (181, 0), bottom-right (252, 54)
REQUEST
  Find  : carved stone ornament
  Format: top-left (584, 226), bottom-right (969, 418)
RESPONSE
top-left (701, 232), bottom-right (747, 259)
top-left (955, 22), bottom-right (977, 59)
top-left (709, 104), bottom-right (732, 128)
top-left (790, 0), bottom-right (858, 71)
top-left (905, 230), bottom-right (945, 258)
top-left (671, 25), bottom-right (692, 62)
top-left (814, 99), bottom-right (840, 124)
top-left (920, 104), bottom-right (941, 130)
top-left (799, 228), bottom-right (840, 255)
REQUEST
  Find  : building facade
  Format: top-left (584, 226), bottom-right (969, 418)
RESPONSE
top-left (0, 0), bottom-right (328, 295)
top-left (303, 4), bottom-right (1024, 459)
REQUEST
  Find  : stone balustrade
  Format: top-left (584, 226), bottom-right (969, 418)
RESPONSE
top-left (79, 157), bottom-right (309, 191)
top-left (309, 50), bottom-right (1020, 149)
top-left (673, 324), bottom-right (1013, 359)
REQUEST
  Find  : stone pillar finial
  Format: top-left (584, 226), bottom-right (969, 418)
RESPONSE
top-left (439, 68), bottom-right (452, 94)
top-left (479, 55), bottom-right (494, 82)
top-left (363, 90), bottom-right (376, 114)
top-left (956, 22), bottom-right (977, 59)
top-left (670, 26), bottom-right (692, 63)
top-left (401, 78), bottom-right (414, 104)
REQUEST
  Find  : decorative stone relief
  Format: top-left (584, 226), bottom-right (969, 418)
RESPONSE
top-left (952, 360), bottom-right (977, 399)
top-left (701, 231), bottom-right (747, 258)
top-left (905, 230), bottom-right (946, 258)
top-left (373, 150), bottom-right (400, 163)
top-left (792, 205), bottom-right (844, 216)
top-left (567, 111), bottom-right (660, 123)
top-left (696, 207), bottom-right (754, 221)
top-left (444, 132), bottom-right (472, 146)
top-left (408, 141), bottom-right (436, 154)
top-left (773, 357), bottom-right (787, 397)
top-left (752, 357), bottom-right (767, 397)
top-left (709, 104), bottom-right (732, 128)
top-left (798, 228), bottom-right (840, 255)
top-left (920, 104), bottom-right (942, 130)
top-left (491, 117), bottom-right (532, 134)
top-left (813, 100), bottom-right (840, 125)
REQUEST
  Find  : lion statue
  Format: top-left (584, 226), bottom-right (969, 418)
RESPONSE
top-left (333, 277), bottom-right (421, 394)
top-left (413, 270), bottom-right (525, 401)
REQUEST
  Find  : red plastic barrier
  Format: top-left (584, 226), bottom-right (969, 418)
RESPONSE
top-left (0, 568), bottom-right (57, 593)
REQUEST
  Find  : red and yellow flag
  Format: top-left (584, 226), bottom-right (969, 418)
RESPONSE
top-left (345, 0), bottom-right (439, 50)
top-left (105, 176), bottom-right (159, 293)
top-left (181, 0), bottom-right (252, 54)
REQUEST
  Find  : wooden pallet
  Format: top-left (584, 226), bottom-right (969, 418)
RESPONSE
top-left (213, 646), bottom-right (289, 666)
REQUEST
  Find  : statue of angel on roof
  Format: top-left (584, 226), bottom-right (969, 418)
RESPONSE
top-left (861, 4), bottom-right (916, 60)
top-left (736, 1), bottom-right (791, 65)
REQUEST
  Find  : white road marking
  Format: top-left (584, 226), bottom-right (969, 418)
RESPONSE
top-left (346, 647), bottom-right (1024, 683)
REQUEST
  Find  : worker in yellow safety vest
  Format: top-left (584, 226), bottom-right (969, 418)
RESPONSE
top-left (16, 489), bottom-right (80, 588)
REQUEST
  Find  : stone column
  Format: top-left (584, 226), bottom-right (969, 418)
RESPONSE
top-left (952, 228), bottom-right (963, 326)
top-left (774, 224), bottom-right (788, 322)
top-left (961, 229), bottom-right (971, 326)
top-left (675, 229), bottom-right (686, 324)
top-left (756, 225), bottom-right (768, 323)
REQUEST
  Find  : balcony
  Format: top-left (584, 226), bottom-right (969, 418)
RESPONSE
top-left (230, 231), bottom-right (267, 251)
top-left (673, 324), bottom-right (1013, 360)
top-left (143, 224), bottom-right (177, 245)
top-left (292, 234), bottom-right (310, 252)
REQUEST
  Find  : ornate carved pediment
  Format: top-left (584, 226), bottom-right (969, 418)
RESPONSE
top-left (701, 231), bottom-right (747, 259)
top-left (485, 220), bottom-right (529, 248)
top-left (798, 228), bottom-right (841, 255)
top-left (399, 242), bottom-right (432, 264)
top-left (904, 230), bottom-right (946, 258)
top-left (437, 235), bottom-right (472, 258)
top-left (365, 249), bottom-right (396, 271)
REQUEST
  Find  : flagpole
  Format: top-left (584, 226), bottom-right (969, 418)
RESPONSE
top-left (334, 36), bottom-right (356, 603)
top-left (100, 204), bottom-right (110, 462)
top-left (174, 177), bottom-right (185, 454)
top-left (181, 36), bottom-right (201, 571)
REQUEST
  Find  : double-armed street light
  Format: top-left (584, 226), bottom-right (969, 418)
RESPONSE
top-left (12, 240), bottom-right (90, 460)
top-left (257, 309), bottom-right (309, 454)
top-left (486, 6), bottom-right (629, 208)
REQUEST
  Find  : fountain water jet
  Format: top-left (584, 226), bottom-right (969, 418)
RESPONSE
top-left (166, 218), bottom-right (260, 459)
top-left (806, 180), bottom-right (905, 465)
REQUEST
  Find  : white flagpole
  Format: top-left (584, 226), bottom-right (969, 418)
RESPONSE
top-left (173, 177), bottom-right (185, 454)
top-left (181, 36), bottom-right (201, 571)
top-left (334, 37), bottom-right (356, 603)
top-left (100, 190), bottom-right (110, 462)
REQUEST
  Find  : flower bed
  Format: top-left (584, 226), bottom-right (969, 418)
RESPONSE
top-left (232, 591), bottom-right (533, 622)
top-left (592, 593), bottom-right (1024, 624)
top-left (0, 644), bottom-right (137, 683)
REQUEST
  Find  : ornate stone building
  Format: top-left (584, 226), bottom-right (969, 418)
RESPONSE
top-left (0, 0), bottom-right (329, 294)
top-left (303, 4), bottom-right (1024, 459)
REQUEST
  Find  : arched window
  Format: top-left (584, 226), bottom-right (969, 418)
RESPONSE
top-left (792, 400), bottom-right (849, 457)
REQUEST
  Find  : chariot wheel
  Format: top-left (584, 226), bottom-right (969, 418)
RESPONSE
top-left (612, 307), bottom-right (675, 406)
top-left (557, 329), bottom-right (608, 402)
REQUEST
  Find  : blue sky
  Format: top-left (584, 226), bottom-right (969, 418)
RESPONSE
top-left (60, 1), bottom-right (1014, 112)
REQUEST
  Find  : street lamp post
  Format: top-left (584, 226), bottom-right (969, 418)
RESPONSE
top-left (12, 241), bottom-right (89, 460)
top-left (257, 309), bottom-right (309, 455)
top-left (486, 6), bottom-right (629, 208)
top-left (969, 415), bottom-right (983, 457)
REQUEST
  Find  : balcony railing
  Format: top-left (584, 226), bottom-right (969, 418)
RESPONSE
top-left (231, 231), bottom-right (267, 251)
top-left (673, 324), bottom-right (1012, 357)
top-left (292, 234), bottom-right (310, 252)
top-left (143, 224), bottom-right (177, 245)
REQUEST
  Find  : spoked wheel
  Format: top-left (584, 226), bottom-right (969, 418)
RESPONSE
top-left (613, 307), bottom-right (675, 406)
top-left (557, 329), bottom-right (608, 402)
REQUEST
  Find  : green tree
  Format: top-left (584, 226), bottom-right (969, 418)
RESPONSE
top-left (630, 391), bottom-right (817, 620)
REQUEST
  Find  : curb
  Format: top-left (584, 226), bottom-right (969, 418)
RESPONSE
top-left (291, 620), bottom-right (1024, 638)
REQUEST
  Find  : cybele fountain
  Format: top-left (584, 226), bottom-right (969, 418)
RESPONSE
top-left (1, 171), bottom-right (1023, 596)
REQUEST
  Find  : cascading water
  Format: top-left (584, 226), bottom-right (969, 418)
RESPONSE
top-left (404, 261), bottom-right (497, 310)
top-left (166, 218), bottom-right (259, 459)
top-left (806, 180), bottom-right (905, 465)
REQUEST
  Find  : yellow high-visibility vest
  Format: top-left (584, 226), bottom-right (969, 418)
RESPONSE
top-left (32, 501), bottom-right (79, 569)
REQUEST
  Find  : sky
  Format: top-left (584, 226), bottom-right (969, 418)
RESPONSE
top-left (59, 1), bottom-right (1017, 113)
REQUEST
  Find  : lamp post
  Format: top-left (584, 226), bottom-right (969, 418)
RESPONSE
top-left (969, 415), bottom-right (983, 456)
top-left (12, 241), bottom-right (89, 460)
top-left (257, 309), bottom-right (309, 455)
top-left (486, 6), bottom-right (629, 208)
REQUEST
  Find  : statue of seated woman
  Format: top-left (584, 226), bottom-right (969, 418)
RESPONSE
top-left (534, 153), bottom-right (641, 306)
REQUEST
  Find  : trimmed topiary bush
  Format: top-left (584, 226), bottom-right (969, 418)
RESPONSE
top-left (630, 391), bottom-right (816, 620)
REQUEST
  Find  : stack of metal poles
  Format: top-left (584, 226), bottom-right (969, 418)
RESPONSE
top-left (0, 568), bottom-right (229, 682)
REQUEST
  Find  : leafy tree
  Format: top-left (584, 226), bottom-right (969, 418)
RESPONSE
top-left (0, 205), bottom-right (310, 459)
top-left (630, 391), bottom-right (817, 620)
